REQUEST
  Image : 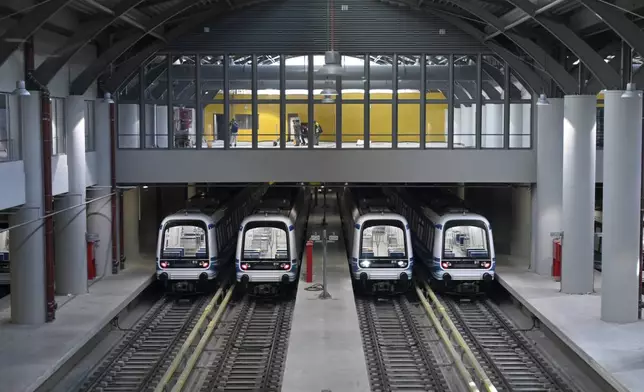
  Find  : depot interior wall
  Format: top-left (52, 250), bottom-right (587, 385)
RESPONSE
top-left (203, 92), bottom-right (448, 143)
top-left (465, 186), bottom-right (532, 268)
top-left (123, 188), bottom-right (141, 260)
top-left (138, 186), bottom-right (188, 256)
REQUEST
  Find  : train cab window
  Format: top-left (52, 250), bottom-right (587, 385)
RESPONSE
top-left (242, 223), bottom-right (289, 261)
top-left (161, 221), bottom-right (208, 259)
top-left (443, 220), bottom-right (489, 259)
top-left (359, 220), bottom-right (407, 267)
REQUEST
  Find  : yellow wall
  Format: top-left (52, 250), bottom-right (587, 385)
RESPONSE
top-left (203, 92), bottom-right (448, 143)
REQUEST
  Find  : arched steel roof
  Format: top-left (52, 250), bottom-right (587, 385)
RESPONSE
top-left (0, 0), bottom-right (641, 96)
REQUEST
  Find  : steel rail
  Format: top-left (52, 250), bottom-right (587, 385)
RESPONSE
top-left (418, 281), bottom-right (498, 392)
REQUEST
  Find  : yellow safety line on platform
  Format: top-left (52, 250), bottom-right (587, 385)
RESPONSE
top-left (414, 283), bottom-right (481, 392)
top-left (154, 286), bottom-right (225, 392)
top-left (170, 284), bottom-right (236, 392)
top-left (421, 281), bottom-right (498, 392)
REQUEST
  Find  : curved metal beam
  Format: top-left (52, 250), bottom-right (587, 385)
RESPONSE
top-left (429, 10), bottom-right (546, 94)
top-left (447, 0), bottom-right (577, 94)
top-left (503, 0), bottom-right (621, 89)
top-left (32, 0), bottom-right (147, 86)
top-left (70, 0), bottom-right (208, 95)
top-left (0, 0), bottom-right (76, 68)
top-left (577, 0), bottom-right (644, 58)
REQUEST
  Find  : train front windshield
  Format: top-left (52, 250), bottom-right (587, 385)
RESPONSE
top-left (359, 220), bottom-right (408, 268)
top-left (160, 221), bottom-right (209, 268)
top-left (242, 222), bottom-right (289, 262)
top-left (442, 220), bottom-right (490, 264)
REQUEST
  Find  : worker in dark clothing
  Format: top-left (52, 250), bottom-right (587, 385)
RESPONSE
top-left (293, 118), bottom-right (303, 146)
top-left (313, 121), bottom-right (322, 146)
top-left (229, 118), bottom-right (239, 147)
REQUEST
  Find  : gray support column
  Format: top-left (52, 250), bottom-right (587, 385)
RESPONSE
top-left (534, 98), bottom-right (564, 276)
top-left (364, 53), bottom-right (370, 148)
top-left (10, 91), bottom-right (46, 324)
top-left (139, 68), bottom-right (145, 149)
top-left (561, 95), bottom-right (597, 294)
top-left (167, 56), bottom-right (173, 149)
top-left (420, 54), bottom-right (426, 149)
top-left (392, 54), bottom-right (398, 148)
top-left (601, 89), bottom-right (643, 323)
top-left (447, 54), bottom-right (454, 149)
top-left (503, 63), bottom-right (511, 149)
top-left (252, 54), bottom-right (258, 149)
top-left (87, 100), bottom-right (113, 278)
top-left (196, 54), bottom-right (203, 149)
top-left (336, 76), bottom-right (342, 148)
top-left (55, 96), bottom-right (88, 295)
top-left (308, 54), bottom-right (314, 150)
top-left (280, 55), bottom-right (286, 149)
top-left (476, 54), bottom-right (483, 149)
top-left (223, 54), bottom-right (230, 149)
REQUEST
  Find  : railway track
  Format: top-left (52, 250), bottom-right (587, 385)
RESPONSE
top-left (199, 296), bottom-right (295, 392)
top-left (442, 296), bottom-right (577, 392)
top-left (356, 296), bottom-right (450, 392)
top-left (80, 294), bottom-right (209, 392)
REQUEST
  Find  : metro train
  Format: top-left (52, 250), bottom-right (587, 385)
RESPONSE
top-left (236, 186), bottom-right (311, 295)
top-left (339, 187), bottom-right (414, 293)
top-left (385, 187), bottom-right (495, 293)
top-left (156, 186), bottom-right (267, 292)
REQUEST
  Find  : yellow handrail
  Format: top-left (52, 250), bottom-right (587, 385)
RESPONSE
top-left (170, 284), bottom-right (236, 392)
top-left (154, 286), bottom-right (225, 392)
top-left (414, 284), bottom-right (480, 392)
top-left (421, 281), bottom-right (498, 392)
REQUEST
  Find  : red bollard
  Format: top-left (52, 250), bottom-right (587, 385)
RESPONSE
top-left (306, 240), bottom-right (314, 283)
top-left (552, 239), bottom-right (562, 281)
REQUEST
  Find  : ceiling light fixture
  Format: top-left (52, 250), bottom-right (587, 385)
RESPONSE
top-left (12, 80), bottom-right (29, 96)
top-left (536, 93), bottom-right (550, 106)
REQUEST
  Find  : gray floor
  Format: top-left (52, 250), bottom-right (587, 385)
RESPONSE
top-left (496, 265), bottom-right (644, 392)
top-left (281, 194), bottom-right (371, 392)
top-left (0, 257), bottom-right (155, 392)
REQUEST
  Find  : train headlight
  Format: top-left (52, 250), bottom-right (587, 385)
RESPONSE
top-left (279, 263), bottom-right (291, 270)
top-left (397, 260), bottom-right (408, 268)
top-left (441, 261), bottom-right (452, 269)
top-left (480, 261), bottom-right (491, 268)
top-left (160, 261), bottom-right (169, 269)
top-left (240, 263), bottom-right (250, 270)
top-left (359, 260), bottom-right (371, 268)
top-left (199, 260), bottom-right (209, 268)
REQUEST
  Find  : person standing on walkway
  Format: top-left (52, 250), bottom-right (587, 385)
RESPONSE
top-left (229, 118), bottom-right (239, 147)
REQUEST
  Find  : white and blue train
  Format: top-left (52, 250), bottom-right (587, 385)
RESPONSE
top-left (156, 186), bottom-right (267, 292)
top-left (236, 187), bottom-right (311, 294)
top-left (385, 187), bottom-right (495, 293)
top-left (339, 187), bottom-right (414, 293)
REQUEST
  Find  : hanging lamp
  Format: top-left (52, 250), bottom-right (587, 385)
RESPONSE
top-left (318, 0), bottom-right (344, 77)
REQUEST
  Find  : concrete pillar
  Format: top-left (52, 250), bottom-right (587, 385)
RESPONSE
top-left (453, 107), bottom-right (461, 146)
top-left (561, 95), bottom-right (596, 294)
top-left (187, 183), bottom-right (197, 199)
top-left (123, 188), bottom-right (140, 260)
top-left (10, 92), bottom-right (46, 324)
top-left (55, 96), bottom-right (87, 295)
top-left (511, 187), bottom-right (533, 263)
top-left (484, 104), bottom-right (502, 148)
top-left (87, 100), bottom-right (114, 277)
top-left (481, 104), bottom-right (487, 144)
top-left (118, 103), bottom-right (140, 148)
top-left (601, 89), bottom-right (643, 323)
top-left (534, 98), bottom-right (564, 276)
top-left (156, 106), bottom-right (168, 148)
top-left (509, 103), bottom-right (523, 148)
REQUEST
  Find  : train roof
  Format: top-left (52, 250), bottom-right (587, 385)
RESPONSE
top-left (241, 213), bottom-right (294, 226)
top-left (347, 187), bottom-right (394, 215)
top-left (406, 187), bottom-right (470, 216)
top-left (356, 212), bottom-right (408, 226)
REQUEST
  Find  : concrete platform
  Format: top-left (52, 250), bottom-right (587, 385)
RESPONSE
top-left (496, 264), bottom-right (644, 392)
top-left (282, 195), bottom-right (370, 392)
top-left (0, 257), bottom-right (155, 392)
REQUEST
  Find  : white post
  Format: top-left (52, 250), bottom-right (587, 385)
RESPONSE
top-left (509, 103), bottom-right (523, 148)
top-left (55, 96), bottom-right (88, 295)
top-left (601, 88), bottom-right (643, 323)
top-left (534, 98), bottom-right (564, 276)
top-left (561, 95), bottom-right (597, 294)
top-left (484, 103), bottom-right (503, 148)
top-left (10, 91), bottom-right (46, 324)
